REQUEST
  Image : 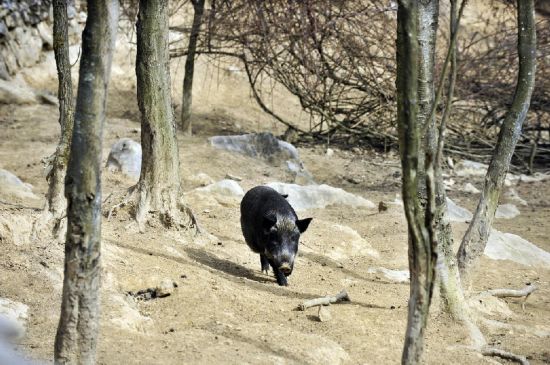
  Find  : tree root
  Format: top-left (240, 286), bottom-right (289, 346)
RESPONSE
top-left (106, 190), bottom-right (134, 221)
top-left (104, 185), bottom-right (200, 234)
top-left (482, 347), bottom-right (529, 365)
top-left (31, 206), bottom-right (66, 243)
top-left (298, 289), bottom-right (350, 310)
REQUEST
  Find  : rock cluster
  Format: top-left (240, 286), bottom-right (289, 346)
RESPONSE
top-left (0, 0), bottom-right (77, 79)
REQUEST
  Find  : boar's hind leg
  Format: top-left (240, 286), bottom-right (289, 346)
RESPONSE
top-left (260, 254), bottom-right (270, 274)
top-left (274, 268), bottom-right (288, 286)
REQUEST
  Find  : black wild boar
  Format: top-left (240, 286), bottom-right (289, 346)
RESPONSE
top-left (240, 186), bottom-right (312, 286)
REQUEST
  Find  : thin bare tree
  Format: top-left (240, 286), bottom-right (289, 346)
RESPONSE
top-left (33, 0), bottom-right (74, 241)
top-left (457, 0), bottom-right (537, 287)
top-left (395, 1), bottom-right (439, 364)
top-left (54, 1), bottom-right (119, 364)
top-left (180, 0), bottom-right (206, 134)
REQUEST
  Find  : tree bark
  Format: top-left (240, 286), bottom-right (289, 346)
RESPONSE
top-left (180, 0), bottom-right (206, 135)
top-left (457, 0), bottom-right (536, 286)
top-left (416, 0), bottom-right (438, 202)
top-left (53, 1), bottom-right (119, 364)
top-left (396, 1), bottom-right (438, 364)
top-left (136, 0), bottom-right (197, 232)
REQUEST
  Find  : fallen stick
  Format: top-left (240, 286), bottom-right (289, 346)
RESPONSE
top-left (482, 347), bottom-right (529, 365)
top-left (298, 289), bottom-right (350, 311)
top-left (481, 285), bottom-right (538, 310)
top-left (483, 285), bottom-right (537, 298)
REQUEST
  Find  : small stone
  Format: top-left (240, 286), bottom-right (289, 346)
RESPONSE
top-left (318, 306), bottom-right (332, 322)
top-left (326, 148), bottom-right (334, 157)
top-left (378, 201), bottom-right (388, 213)
top-left (155, 279), bottom-right (175, 298)
top-left (189, 173), bottom-right (214, 187)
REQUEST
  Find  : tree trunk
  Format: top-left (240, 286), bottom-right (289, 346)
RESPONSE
top-left (396, 1), bottom-right (438, 364)
top-left (33, 0), bottom-right (74, 241)
top-left (180, 0), bottom-right (206, 135)
top-left (416, 0), bottom-right (438, 202)
top-left (457, 0), bottom-right (536, 286)
top-left (136, 0), bottom-right (197, 232)
top-left (53, 1), bottom-right (118, 364)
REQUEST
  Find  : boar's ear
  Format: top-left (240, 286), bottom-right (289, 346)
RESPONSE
top-left (296, 218), bottom-right (312, 233)
top-left (263, 215), bottom-right (277, 233)
top-left (280, 194), bottom-right (289, 199)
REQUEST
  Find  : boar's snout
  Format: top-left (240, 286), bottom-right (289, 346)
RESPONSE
top-left (279, 262), bottom-right (292, 276)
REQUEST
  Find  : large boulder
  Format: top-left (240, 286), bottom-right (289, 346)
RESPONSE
top-left (266, 182), bottom-right (375, 211)
top-left (445, 197), bottom-right (472, 222)
top-left (0, 169), bottom-right (38, 201)
top-left (196, 179), bottom-right (245, 198)
top-left (485, 230), bottom-right (550, 268)
top-left (209, 133), bottom-right (314, 184)
top-left (0, 298), bottom-right (28, 341)
top-left (0, 79), bottom-right (38, 104)
top-left (495, 204), bottom-right (520, 219)
top-left (105, 138), bottom-right (142, 179)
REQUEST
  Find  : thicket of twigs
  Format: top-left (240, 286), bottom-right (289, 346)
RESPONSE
top-left (167, 0), bottom-right (549, 172)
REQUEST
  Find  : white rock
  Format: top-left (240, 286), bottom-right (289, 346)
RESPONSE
top-left (495, 204), bottom-right (520, 219)
top-left (462, 183), bottom-right (480, 194)
top-left (325, 148), bottom-right (334, 157)
top-left (506, 172), bottom-right (550, 184)
top-left (445, 197), bottom-right (473, 222)
top-left (485, 230), bottom-right (550, 268)
top-left (455, 160), bottom-right (488, 176)
top-left (0, 298), bottom-right (28, 340)
top-left (197, 179), bottom-right (245, 198)
top-left (444, 179), bottom-right (455, 190)
top-left (105, 138), bottom-right (142, 178)
top-left (0, 79), bottom-right (38, 105)
top-left (155, 279), bottom-right (175, 297)
top-left (266, 182), bottom-right (375, 211)
top-left (0, 169), bottom-right (38, 200)
top-left (367, 267), bottom-right (410, 283)
top-left (209, 133), bottom-right (314, 183)
top-left (505, 188), bottom-right (527, 206)
top-left (209, 133), bottom-right (299, 162)
top-left (0, 340), bottom-right (34, 365)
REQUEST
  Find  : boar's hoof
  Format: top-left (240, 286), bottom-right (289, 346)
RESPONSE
top-left (275, 270), bottom-right (289, 286)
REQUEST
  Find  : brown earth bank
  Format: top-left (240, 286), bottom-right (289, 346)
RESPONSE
top-left (1, 32), bottom-right (550, 365)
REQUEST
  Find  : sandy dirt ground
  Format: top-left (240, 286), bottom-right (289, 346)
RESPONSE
top-left (1, 30), bottom-right (549, 365)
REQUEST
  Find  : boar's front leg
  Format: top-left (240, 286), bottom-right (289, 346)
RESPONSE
top-left (260, 254), bottom-right (270, 275)
top-left (274, 267), bottom-right (288, 286)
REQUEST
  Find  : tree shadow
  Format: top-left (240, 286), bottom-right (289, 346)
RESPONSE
top-left (108, 239), bottom-right (320, 301)
top-left (183, 246), bottom-right (270, 284)
top-left (202, 326), bottom-right (304, 363)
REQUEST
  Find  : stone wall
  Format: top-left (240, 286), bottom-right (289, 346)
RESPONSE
top-left (0, 0), bottom-right (78, 80)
